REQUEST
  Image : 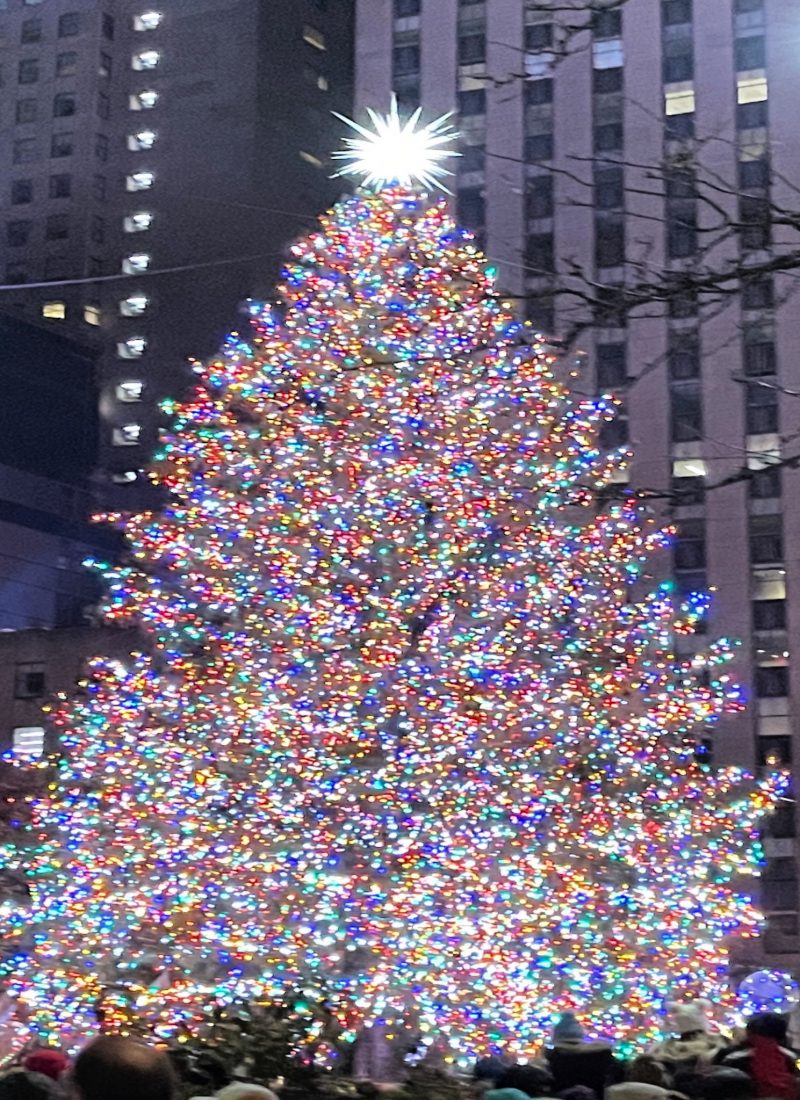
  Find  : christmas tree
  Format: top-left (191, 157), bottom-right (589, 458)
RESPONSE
top-left (0, 105), bottom-right (778, 1060)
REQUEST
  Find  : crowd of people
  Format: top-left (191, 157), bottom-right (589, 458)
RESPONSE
top-left (0, 1000), bottom-right (797, 1100)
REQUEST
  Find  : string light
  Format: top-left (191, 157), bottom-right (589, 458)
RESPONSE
top-left (0, 185), bottom-right (780, 1062)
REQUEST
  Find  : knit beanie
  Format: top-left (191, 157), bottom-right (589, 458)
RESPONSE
top-left (553, 1011), bottom-right (586, 1043)
top-left (21, 1052), bottom-right (69, 1083)
top-left (666, 998), bottom-right (712, 1036)
top-left (486, 1090), bottom-right (537, 1100)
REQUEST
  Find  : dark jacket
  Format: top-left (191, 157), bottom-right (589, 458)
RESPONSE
top-left (545, 1041), bottom-right (621, 1100)
top-left (717, 1037), bottom-right (800, 1100)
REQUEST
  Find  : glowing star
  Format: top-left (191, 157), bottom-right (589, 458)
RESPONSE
top-left (332, 95), bottom-right (460, 192)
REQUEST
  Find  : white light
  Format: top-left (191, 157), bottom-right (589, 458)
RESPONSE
top-left (124, 212), bottom-right (153, 232)
top-left (122, 253), bottom-right (151, 274)
top-left (13, 726), bottom-right (44, 759)
top-left (120, 294), bottom-right (149, 316)
top-left (128, 129), bottom-right (157, 151)
top-left (132, 48), bottom-right (160, 70)
top-left (118, 336), bottom-right (147, 358)
top-left (134, 11), bottom-right (162, 31)
top-left (332, 95), bottom-right (460, 192)
top-left (126, 170), bottom-right (155, 192)
top-left (117, 380), bottom-right (144, 402)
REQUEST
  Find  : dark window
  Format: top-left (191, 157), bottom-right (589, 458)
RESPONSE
top-left (671, 384), bottom-right (703, 442)
top-left (90, 214), bottom-right (105, 244)
top-left (14, 667), bottom-right (45, 698)
top-left (88, 256), bottom-right (103, 277)
top-left (768, 799), bottom-right (796, 839)
top-left (666, 168), bottom-right (696, 199)
top-left (743, 276), bottom-right (773, 310)
top-left (394, 81), bottom-right (419, 112)
top-left (662, 0), bottom-right (692, 24)
top-left (739, 158), bottom-right (769, 188)
top-left (596, 215), bottom-right (625, 267)
top-left (458, 33), bottom-right (485, 64)
top-left (44, 256), bottom-right (69, 280)
top-left (667, 201), bottom-right (697, 258)
top-left (758, 737), bottom-right (792, 768)
top-left (669, 289), bottom-right (698, 318)
top-left (58, 12), bottom-right (80, 37)
top-left (459, 89), bottom-right (486, 115)
top-left (527, 294), bottom-right (554, 336)
top-left (15, 98), bottom-right (37, 123)
top-left (21, 18), bottom-right (41, 43)
top-left (755, 665), bottom-right (789, 698)
top-left (526, 133), bottom-right (554, 160)
top-left (18, 58), bottom-right (39, 84)
top-left (666, 112), bottom-right (695, 140)
top-left (595, 165), bottom-right (623, 209)
top-left (599, 415), bottom-right (628, 449)
top-left (593, 9), bottom-right (621, 36)
top-left (394, 0), bottom-right (420, 14)
top-left (663, 51), bottom-right (693, 83)
top-left (596, 343), bottom-right (626, 390)
top-left (49, 172), bottom-right (71, 198)
top-left (525, 78), bottom-right (553, 105)
top-left (746, 383), bottom-right (778, 433)
top-left (744, 339), bottom-right (776, 376)
top-left (740, 194), bottom-right (771, 250)
top-left (737, 100), bottom-right (768, 129)
top-left (393, 43), bottom-right (420, 75)
top-left (92, 173), bottom-right (107, 201)
top-left (762, 857), bottom-right (796, 910)
top-left (593, 66), bottom-right (623, 93)
top-left (594, 122), bottom-right (623, 152)
top-left (102, 12), bottom-right (115, 38)
top-left (595, 284), bottom-right (628, 327)
top-left (672, 474), bottom-right (705, 506)
top-left (51, 131), bottom-right (74, 158)
top-left (527, 175), bottom-right (553, 219)
top-left (53, 92), bottom-right (76, 117)
top-left (669, 340), bottom-right (700, 379)
top-left (674, 520), bottom-right (706, 571)
top-left (99, 52), bottom-right (112, 79)
top-left (6, 262), bottom-right (29, 285)
top-left (525, 23), bottom-right (553, 50)
top-left (12, 137), bottom-right (37, 164)
top-left (753, 599), bottom-right (786, 631)
top-left (750, 513), bottom-right (783, 563)
top-left (6, 219), bottom-right (32, 247)
top-left (11, 179), bottom-right (33, 205)
top-left (458, 187), bottom-right (484, 226)
top-left (735, 0), bottom-right (763, 10)
top-left (56, 51), bottom-right (77, 76)
top-left (95, 132), bottom-right (109, 161)
top-left (526, 232), bottom-right (555, 274)
top-left (460, 144), bottom-right (485, 172)
top-left (750, 464), bottom-right (781, 499)
top-left (97, 92), bottom-right (110, 118)
top-left (735, 36), bottom-right (765, 70)
top-left (46, 213), bottom-right (69, 240)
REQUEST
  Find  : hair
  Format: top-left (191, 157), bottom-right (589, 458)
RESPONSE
top-left (73, 1037), bottom-right (176, 1100)
top-left (0, 1070), bottom-right (57, 1100)
top-left (698, 1069), bottom-right (756, 1100)
top-left (746, 1012), bottom-right (789, 1044)
top-left (496, 1064), bottom-right (554, 1096)
top-left (627, 1055), bottom-right (671, 1089)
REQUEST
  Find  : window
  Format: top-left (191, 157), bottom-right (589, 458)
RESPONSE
top-left (596, 344), bottom-right (626, 390)
top-left (735, 36), bottom-right (765, 71)
top-left (663, 49), bottom-right (693, 83)
top-left (674, 520), bottom-right (706, 571)
top-left (527, 233), bottom-right (555, 274)
top-left (132, 49), bottom-right (161, 70)
top-left (7, 220), bottom-right (32, 247)
top-left (13, 138), bottom-right (38, 164)
top-left (42, 300), bottom-right (66, 319)
top-left (92, 174), bottom-right (107, 201)
top-left (594, 123), bottom-right (623, 152)
top-left (128, 129), bottom-right (157, 151)
top-left (394, 0), bottom-right (420, 14)
top-left (119, 293), bottom-right (149, 316)
top-left (87, 256), bottom-right (104, 277)
top-left (750, 465), bottom-right (781, 499)
top-left (662, 0), bottom-right (692, 24)
top-left (18, 58), bottom-right (39, 84)
top-left (740, 194), bottom-right (771, 250)
top-left (302, 24), bottom-right (326, 50)
top-left (526, 134), bottom-right (554, 160)
top-left (113, 424), bottom-right (142, 446)
top-left (596, 215), bottom-right (625, 268)
top-left (593, 39), bottom-right (624, 69)
top-left (51, 132), bottom-right (74, 158)
top-left (46, 213), bottom-right (69, 240)
top-left (111, 470), bottom-right (139, 484)
top-left (124, 212), bottom-right (153, 233)
top-left (750, 514), bottom-right (783, 564)
top-left (99, 52), bottom-right (112, 78)
top-left (102, 12), bottom-right (115, 39)
top-left (21, 18), bottom-right (41, 43)
top-left (126, 170), bottom-right (154, 191)
top-left (738, 72), bottom-right (768, 104)
top-left (458, 89), bottom-right (486, 116)
top-left (525, 23), bottom-right (553, 50)
top-left (738, 100), bottom-right (768, 129)
top-left (595, 166), bottom-right (623, 210)
top-left (753, 600), bottom-right (786, 632)
top-left (746, 382), bottom-right (778, 434)
top-left (668, 340), bottom-right (700, 380)
top-left (90, 215), bottom-right (105, 244)
top-left (58, 13), bottom-right (80, 37)
top-left (95, 133), bottom-right (109, 161)
top-left (758, 737), bottom-right (791, 769)
top-left (525, 78), bottom-right (553, 106)
top-left (11, 179), bottom-right (33, 204)
top-left (457, 187), bottom-right (485, 226)
top-left (16, 98), bottom-right (37, 124)
top-left (593, 9), bottom-right (622, 36)
top-left (743, 276), bottom-right (773, 310)
top-left (117, 380), bottom-right (144, 402)
top-left (671, 384), bottom-right (703, 442)
top-left (593, 66), bottom-right (623, 93)
top-left (56, 51), bottom-right (77, 76)
top-left (665, 83), bottom-right (695, 116)
top-left (130, 89), bottom-right (159, 110)
top-left (84, 304), bottom-right (101, 326)
top-left (460, 144), bottom-right (485, 172)
top-left (744, 338), bottom-right (776, 376)
top-left (458, 32), bottom-right (485, 65)
top-left (15, 665), bottom-right (45, 698)
top-left (393, 42), bottom-right (420, 75)
top-left (53, 92), bottom-right (76, 118)
top-left (669, 289), bottom-right (698, 318)
top-left (122, 253), bottom-right (151, 274)
top-left (6, 262), bottom-right (29, 285)
top-left (739, 157), bottom-right (769, 189)
top-left (97, 92), bottom-right (110, 119)
top-left (117, 336), bottom-right (147, 358)
top-left (755, 665), bottom-right (789, 698)
top-left (667, 202), bottom-right (697, 258)
top-left (527, 175), bottom-right (554, 220)
top-left (133, 11), bottom-right (162, 31)
top-left (12, 726), bottom-right (44, 760)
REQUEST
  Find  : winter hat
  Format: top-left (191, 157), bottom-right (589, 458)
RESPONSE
top-left (475, 1056), bottom-right (511, 1082)
top-left (21, 1052), bottom-right (69, 1083)
top-left (0, 1070), bottom-right (58, 1100)
top-left (497, 1064), bottom-right (554, 1096)
top-left (486, 1091), bottom-right (537, 1100)
top-left (553, 1011), bottom-right (585, 1044)
top-left (667, 999), bottom-right (712, 1035)
top-left (216, 1085), bottom-right (278, 1100)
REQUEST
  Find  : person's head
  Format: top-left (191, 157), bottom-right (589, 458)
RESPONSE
top-left (0, 1070), bottom-right (57, 1100)
top-left (194, 1051), bottom-right (229, 1092)
top-left (746, 1011), bottom-right (789, 1044)
top-left (666, 999), bottom-right (712, 1038)
top-left (474, 1057), bottom-right (510, 1083)
top-left (22, 1051), bottom-right (69, 1083)
top-left (627, 1056), bottom-right (670, 1089)
top-left (496, 1063), bottom-right (554, 1097)
top-left (215, 1086), bottom-right (278, 1100)
top-left (697, 1069), bottom-right (755, 1100)
top-left (73, 1037), bottom-right (176, 1100)
top-left (558, 1088), bottom-right (596, 1100)
top-left (552, 1012), bottom-right (585, 1045)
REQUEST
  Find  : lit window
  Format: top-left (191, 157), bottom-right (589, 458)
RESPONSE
top-left (122, 253), bottom-right (151, 273)
top-left (525, 51), bottom-right (554, 78)
top-left (112, 470), bottom-right (139, 484)
top-left (128, 129), bottom-right (157, 151)
top-left (117, 380), bottom-right (144, 402)
top-left (84, 304), bottom-right (101, 326)
top-left (299, 150), bottom-right (324, 168)
top-left (126, 170), bottom-right (155, 191)
top-left (753, 568), bottom-right (786, 602)
top-left (113, 423), bottom-right (142, 446)
top-left (124, 212), bottom-right (153, 233)
top-left (672, 457), bottom-right (706, 479)
top-left (129, 89), bottom-right (159, 110)
top-left (42, 301), bottom-right (66, 320)
top-left (302, 24), bottom-right (326, 50)
top-left (119, 293), bottom-right (149, 316)
top-left (665, 82), bottom-right (695, 116)
top-left (133, 11), bottom-right (162, 31)
top-left (12, 726), bottom-right (44, 759)
top-left (738, 72), bottom-right (768, 104)
top-left (131, 48), bottom-right (160, 70)
top-left (593, 38), bottom-right (624, 69)
top-left (117, 336), bottom-right (147, 358)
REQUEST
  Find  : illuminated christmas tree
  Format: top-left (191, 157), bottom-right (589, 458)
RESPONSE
top-left (0, 105), bottom-right (779, 1060)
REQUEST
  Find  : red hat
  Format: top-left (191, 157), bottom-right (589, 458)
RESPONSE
top-left (22, 1050), bottom-right (70, 1081)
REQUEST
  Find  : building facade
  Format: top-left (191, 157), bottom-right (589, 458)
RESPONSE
top-left (0, 0), bottom-right (354, 500)
top-left (355, 0), bottom-right (800, 967)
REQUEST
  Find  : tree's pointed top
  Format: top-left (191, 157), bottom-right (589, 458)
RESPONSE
top-left (331, 94), bottom-right (461, 193)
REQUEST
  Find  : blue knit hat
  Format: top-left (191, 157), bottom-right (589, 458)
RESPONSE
top-left (553, 1011), bottom-right (586, 1043)
top-left (486, 1091), bottom-right (537, 1100)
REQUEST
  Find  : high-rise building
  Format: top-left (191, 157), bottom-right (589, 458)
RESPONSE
top-left (0, 0), bottom-right (353, 499)
top-left (355, 0), bottom-right (800, 970)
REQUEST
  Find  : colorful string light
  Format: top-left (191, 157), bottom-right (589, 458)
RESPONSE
top-left (0, 186), bottom-right (780, 1062)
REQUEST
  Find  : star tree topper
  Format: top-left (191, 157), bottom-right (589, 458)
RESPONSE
top-left (332, 95), bottom-right (460, 192)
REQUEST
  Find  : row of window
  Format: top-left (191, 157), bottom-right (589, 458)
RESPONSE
top-left (7, 209), bottom-right (152, 246)
top-left (8, 169), bottom-right (148, 205)
top-left (39, 294), bottom-right (149, 321)
top-left (13, 88), bottom-right (158, 124)
top-left (11, 126), bottom-right (157, 165)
